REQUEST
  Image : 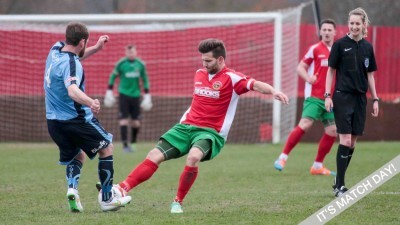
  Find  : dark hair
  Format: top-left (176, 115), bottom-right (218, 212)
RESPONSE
top-left (320, 18), bottom-right (336, 29)
top-left (65, 22), bottom-right (89, 46)
top-left (126, 44), bottom-right (136, 50)
top-left (198, 38), bottom-right (226, 59)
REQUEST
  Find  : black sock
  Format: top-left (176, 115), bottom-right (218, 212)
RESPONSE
top-left (336, 144), bottom-right (350, 188)
top-left (346, 147), bottom-right (355, 169)
top-left (98, 155), bottom-right (114, 202)
top-left (131, 127), bottom-right (139, 144)
top-left (120, 125), bottom-right (128, 147)
top-left (66, 159), bottom-right (82, 189)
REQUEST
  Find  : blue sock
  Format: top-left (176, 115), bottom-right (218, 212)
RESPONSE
top-left (98, 155), bottom-right (114, 202)
top-left (66, 159), bottom-right (82, 189)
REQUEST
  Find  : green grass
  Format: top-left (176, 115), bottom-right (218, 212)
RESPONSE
top-left (0, 142), bottom-right (398, 225)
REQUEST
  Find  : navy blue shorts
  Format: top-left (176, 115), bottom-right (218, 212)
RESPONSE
top-left (332, 91), bottom-right (367, 135)
top-left (47, 117), bottom-right (113, 165)
top-left (119, 93), bottom-right (141, 120)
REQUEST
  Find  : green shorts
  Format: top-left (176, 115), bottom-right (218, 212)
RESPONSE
top-left (302, 97), bottom-right (335, 126)
top-left (157, 123), bottom-right (225, 161)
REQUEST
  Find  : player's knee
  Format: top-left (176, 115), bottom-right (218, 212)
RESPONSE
top-left (119, 119), bottom-right (129, 126)
top-left (74, 151), bottom-right (86, 163)
top-left (186, 149), bottom-right (203, 166)
top-left (298, 118), bottom-right (313, 131)
top-left (350, 138), bottom-right (358, 148)
top-left (99, 143), bottom-right (114, 158)
top-left (339, 138), bottom-right (352, 147)
top-left (131, 120), bottom-right (140, 128)
top-left (325, 127), bottom-right (337, 137)
top-left (146, 148), bottom-right (165, 165)
top-left (186, 155), bottom-right (201, 166)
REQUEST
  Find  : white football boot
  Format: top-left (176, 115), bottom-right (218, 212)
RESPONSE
top-left (66, 188), bottom-right (83, 213)
top-left (98, 185), bottom-right (132, 212)
top-left (99, 195), bottom-right (132, 212)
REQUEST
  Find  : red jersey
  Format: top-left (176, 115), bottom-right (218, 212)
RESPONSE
top-left (302, 41), bottom-right (331, 99)
top-left (180, 67), bottom-right (255, 140)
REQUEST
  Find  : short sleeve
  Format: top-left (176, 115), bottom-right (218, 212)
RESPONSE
top-left (302, 46), bottom-right (315, 66)
top-left (63, 60), bottom-right (82, 88)
top-left (234, 77), bottom-right (255, 95)
top-left (367, 45), bottom-right (378, 72)
top-left (328, 41), bottom-right (340, 69)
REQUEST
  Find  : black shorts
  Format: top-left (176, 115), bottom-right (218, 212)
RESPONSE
top-left (47, 117), bottom-right (113, 165)
top-left (119, 93), bottom-right (141, 120)
top-left (332, 91), bottom-right (367, 135)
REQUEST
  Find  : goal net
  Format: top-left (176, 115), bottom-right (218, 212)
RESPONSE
top-left (0, 7), bottom-right (303, 144)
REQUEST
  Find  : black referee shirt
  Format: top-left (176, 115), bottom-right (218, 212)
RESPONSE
top-left (328, 35), bottom-right (377, 94)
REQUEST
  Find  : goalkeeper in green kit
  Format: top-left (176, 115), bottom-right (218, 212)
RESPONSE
top-left (104, 44), bottom-right (152, 153)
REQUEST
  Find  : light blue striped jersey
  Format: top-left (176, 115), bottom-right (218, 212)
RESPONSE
top-left (44, 41), bottom-right (93, 121)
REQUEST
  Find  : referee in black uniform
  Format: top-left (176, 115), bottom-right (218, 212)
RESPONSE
top-left (324, 7), bottom-right (379, 197)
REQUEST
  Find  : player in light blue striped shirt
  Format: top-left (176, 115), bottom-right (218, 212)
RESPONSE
top-left (44, 22), bottom-right (131, 212)
top-left (44, 41), bottom-right (94, 121)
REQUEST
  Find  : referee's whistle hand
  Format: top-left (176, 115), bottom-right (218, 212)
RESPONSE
top-left (371, 102), bottom-right (379, 117)
top-left (325, 98), bottom-right (333, 112)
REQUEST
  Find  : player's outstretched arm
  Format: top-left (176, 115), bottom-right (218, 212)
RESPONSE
top-left (252, 80), bottom-right (289, 104)
top-left (80, 35), bottom-right (109, 61)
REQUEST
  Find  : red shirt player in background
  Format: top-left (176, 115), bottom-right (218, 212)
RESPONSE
top-left (101, 38), bottom-right (289, 213)
top-left (274, 19), bottom-right (337, 176)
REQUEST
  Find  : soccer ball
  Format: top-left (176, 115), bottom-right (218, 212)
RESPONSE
top-left (97, 184), bottom-right (126, 203)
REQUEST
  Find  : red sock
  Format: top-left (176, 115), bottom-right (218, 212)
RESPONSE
top-left (119, 159), bottom-right (158, 192)
top-left (315, 133), bottom-right (336, 162)
top-left (282, 126), bottom-right (305, 155)
top-left (174, 166), bottom-right (198, 203)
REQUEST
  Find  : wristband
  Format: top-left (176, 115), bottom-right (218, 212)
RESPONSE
top-left (373, 98), bottom-right (379, 103)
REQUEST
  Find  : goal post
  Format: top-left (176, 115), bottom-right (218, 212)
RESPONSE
top-left (0, 6), bottom-right (304, 144)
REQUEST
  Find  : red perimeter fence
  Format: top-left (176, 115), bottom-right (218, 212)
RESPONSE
top-left (0, 24), bottom-right (399, 100)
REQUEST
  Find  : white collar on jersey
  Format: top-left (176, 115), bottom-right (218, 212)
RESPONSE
top-left (208, 73), bottom-right (216, 81)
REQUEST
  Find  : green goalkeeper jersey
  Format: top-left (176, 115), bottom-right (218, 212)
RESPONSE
top-left (108, 57), bottom-right (150, 97)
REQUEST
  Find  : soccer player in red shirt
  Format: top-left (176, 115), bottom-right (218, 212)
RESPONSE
top-left (110, 38), bottom-right (288, 213)
top-left (274, 19), bottom-right (337, 176)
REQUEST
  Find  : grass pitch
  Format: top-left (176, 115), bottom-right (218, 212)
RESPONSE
top-left (0, 142), bottom-right (398, 225)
